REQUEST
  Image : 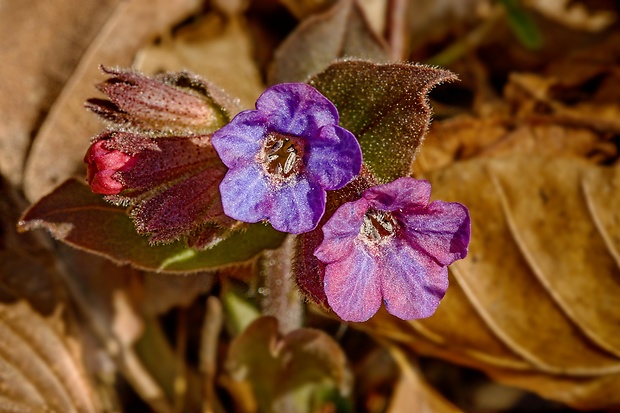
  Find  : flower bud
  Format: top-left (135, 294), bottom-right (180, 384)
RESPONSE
top-left (84, 141), bottom-right (137, 195)
top-left (85, 67), bottom-right (230, 135)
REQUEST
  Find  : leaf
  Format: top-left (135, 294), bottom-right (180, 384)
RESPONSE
top-left (23, 0), bottom-right (204, 202)
top-left (226, 316), bottom-right (352, 413)
top-left (364, 156), bottom-right (620, 409)
top-left (136, 14), bottom-right (264, 110)
top-left (268, 0), bottom-right (390, 84)
top-left (310, 61), bottom-right (458, 182)
top-left (278, 0), bottom-right (336, 20)
top-left (0, 0), bottom-right (122, 186)
top-left (18, 179), bottom-right (287, 273)
top-left (0, 301), bottom-right (98, 413)
top-left (385, 343), bottom-right (462, 413)
top-left (498, 0), bottom-right (543, 49)
top-left (0, 179), bottom-right (59, 315)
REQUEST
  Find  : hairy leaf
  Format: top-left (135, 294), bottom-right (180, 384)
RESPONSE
top-left (269, 0), bottom-right (389, 84)
top-left (310, 61), bottom-right (458, 182)
top-left (18, 179), bottom-right (286, 273)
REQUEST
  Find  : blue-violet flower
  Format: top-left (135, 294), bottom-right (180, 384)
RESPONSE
top-left (314, 177), bottom-right (471, 322)
top-left (211, 83), bottom-right (362, 234)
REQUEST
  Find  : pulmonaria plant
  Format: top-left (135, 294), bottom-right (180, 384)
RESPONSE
top-left (77, 62), bottom-right (471, 322)
top-left (83, 68), bottom-right (240, 248)
top-left (314, 178), bottom-right (470, 322)
top-left (211, 83), bottom-right (362, 233)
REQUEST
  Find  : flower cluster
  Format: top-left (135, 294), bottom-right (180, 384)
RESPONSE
top-left (84, 72), bottom-right (470, 322)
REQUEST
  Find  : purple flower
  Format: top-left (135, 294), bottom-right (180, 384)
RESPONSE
top-left (313, 177), bottom-right (470, 322)
top-left (211, 83), bottom-right (362, 234)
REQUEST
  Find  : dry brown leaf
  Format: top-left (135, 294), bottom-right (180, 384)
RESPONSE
top-left (0, 180), bottom-right (60, 315)
top-left (22, 0), bottom-right (204, 202)
top-left (0, 301), bottom-right (98, 413)
top-left (385, 344), bottom-right (463, 413)
top-left (415, 114), bottom-right (611, 175)
top-left (486, 368), bottom-right (620, 410)
top-left (366, 156), bottom-right (620, 408)
top-left (136, 13), bottom-right (265, 111)
top-left (524, 0), bottom-right (616, 32)
top-left (279, 0), bottom-right (337, 19)
top-left (0, 0), bottom-right (122, 187)
top-left (268, 0), bottom-right (390, 85)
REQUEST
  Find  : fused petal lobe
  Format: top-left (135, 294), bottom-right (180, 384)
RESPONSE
top-left (379, 237), bottom-right (449, 320)
top-left (401, 201), bottom-right (471, 266)
top-left (211, 110), bottom-right (268, 168)
top-left (324, 245), bottom-right (383, 322)
top-left (256, 83), bottom-right (339, 136)
top-left (305, 125), bottom-right (362, 190)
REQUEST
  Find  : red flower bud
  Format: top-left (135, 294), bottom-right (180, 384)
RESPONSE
top-left (84, 141), bottom-right (137, 195)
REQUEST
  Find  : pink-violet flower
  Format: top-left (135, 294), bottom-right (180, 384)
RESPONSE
top-left (211, 83), bottom-right (362, 234)
top-left (313, 177), bottom-right (470, 322)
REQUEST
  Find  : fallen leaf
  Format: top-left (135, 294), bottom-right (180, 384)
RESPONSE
top-left (0, 179), bottom-right (59, 315)
top-left (524, 0), bottom-right (616, 32)
top-left (268, 0), bottom-right (390, 84)
top-left (0, 301), bottom-right (98, 412)
top-left (136, 13), bottom-right (265, 110)
top-left (363, 156), bottom-right (620, 409)
top-left (385, 343), bottom-right (462, 413)
top-left (0, 0), bottom-right (121, 187)
top-left (23, 0), bottom-right (204, 202)
top-left (278, 0), bottom-right (336, 20)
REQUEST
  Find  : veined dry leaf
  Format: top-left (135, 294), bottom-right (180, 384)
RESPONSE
top-left (385, 344), bottom-right (462, 413)
top-left (0, 0), bottom-right (121, 187)
top-left (268, 0), bottom-right (390, 84)
top-left (366, 156), bottom-right (620, 409)
top-left (136, 13), bottom-right (264, 110)
top-left (23, 0), bottom-right (204, 202)
top-left (0, 301), bottom-right (98, 413)
top-left (0, 179), bottom-right (59, 315)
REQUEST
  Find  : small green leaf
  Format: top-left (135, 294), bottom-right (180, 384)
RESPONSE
top-left (498, 0), bottom-right (543, 50)
top-left (226, 317), bottom-right (352, 413)
top-left (18, 179), bottom-right (286, 273)
top-left (310, 61), bottom-right (458, 182)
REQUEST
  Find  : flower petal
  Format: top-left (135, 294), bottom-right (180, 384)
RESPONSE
top-left (314, 198), bottom-right (368, 264)
top-left (256, 83), bottom-right (339, 136)
top-left (401, 201), bottom-right (471, 266)
top-left (268, 179), bottom-right (326, 234)
top-left (305, 125), bottom-right (362, 190)
top-left (324, 245), bottom-right (382, 322)
top-left (379, 237), bottom-right (449, 319)
top-left (364, 177), bottom-right (431, 212)
top-left (212, 110), bottom-right (267, 168)
top-left (219, 164), bottom-right (272, 224)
